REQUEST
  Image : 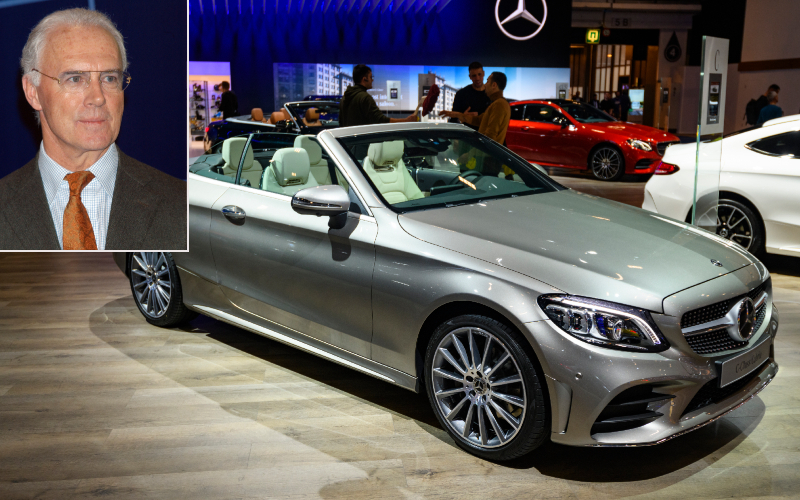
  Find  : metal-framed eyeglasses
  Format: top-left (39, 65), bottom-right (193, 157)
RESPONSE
top-left (32, 69), bottom-right (132, 93)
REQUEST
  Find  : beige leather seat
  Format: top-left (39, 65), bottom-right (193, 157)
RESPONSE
top-left (250, 108), bottom-right (267, 123)
top-left (221, 137), bottom-right (263, 187)
top-left (293, 135), bottom-right (331, 185)
top-left (261, 147), bottom-right (318, 196)
top-left (362, 140), bottom-right (423, 204)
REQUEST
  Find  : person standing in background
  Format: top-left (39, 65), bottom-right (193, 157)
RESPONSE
top-left (757, 91), bottom-right (783, 125)
top-left (619, 89), bottom-right (631, 122)
top-left (450, 62), bottom-right (491, 131)
top-left (219, 81), bottom-right (238, 119)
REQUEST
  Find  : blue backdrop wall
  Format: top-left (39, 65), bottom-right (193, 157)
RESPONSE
top-left (190, 0), bottom-right (571, 114)
top-left (1, 0), bottom-right (187, 180)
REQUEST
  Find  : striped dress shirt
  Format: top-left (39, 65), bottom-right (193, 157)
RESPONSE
top-left (38, 143), bottom-right (118, 250)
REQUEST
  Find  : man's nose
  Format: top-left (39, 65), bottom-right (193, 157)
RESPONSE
top-left (83, 78), bottom-right (107, 106)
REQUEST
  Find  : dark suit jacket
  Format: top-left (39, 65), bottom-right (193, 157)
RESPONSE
top-left (0, 150), bottom-right (187, 250)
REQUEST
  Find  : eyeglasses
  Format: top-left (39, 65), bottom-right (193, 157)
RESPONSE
top-left (32, 69), bottom-right (131, 93)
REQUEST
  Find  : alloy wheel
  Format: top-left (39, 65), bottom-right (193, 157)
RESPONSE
top-left (716, 203), bottom-right (753, 250)
top-left (431, 327), bottom-right (527, 449)
top-left (591, 147), bottom-right (622, 180)
top-left (130, 252), bottom-right (172, 318)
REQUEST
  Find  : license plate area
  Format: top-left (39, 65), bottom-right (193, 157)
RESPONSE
top-left (716, 335), bottom-right (772, 388)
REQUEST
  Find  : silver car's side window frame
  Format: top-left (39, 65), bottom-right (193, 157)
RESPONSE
top-left (316, 131), bottom-right (375, 218)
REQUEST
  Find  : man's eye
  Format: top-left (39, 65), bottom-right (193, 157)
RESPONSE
top-left (66, 75), bottom-right (83, 84)
top-left (102, 74), bottom-right (120, 84)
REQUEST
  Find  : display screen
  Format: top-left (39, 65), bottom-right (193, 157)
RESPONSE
top-left (629, 89), bottom-right (644, 103)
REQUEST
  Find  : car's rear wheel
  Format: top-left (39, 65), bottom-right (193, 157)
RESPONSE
top-left (129, 252), bottom-right (197, 327)
top-left (589, 146), bottom-right (625, 181)
top-left (716, 199), bottom-right (764, 255)
top-left (424, 315), bottom-right (548, 461)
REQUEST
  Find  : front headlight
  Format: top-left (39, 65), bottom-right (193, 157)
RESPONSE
top-left (626, 139), bottom-right (652, 151)
top-left (537, 295), bottom-right (669, 352)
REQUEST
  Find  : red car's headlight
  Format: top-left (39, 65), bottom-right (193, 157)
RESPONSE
top-left (654, 161), bottom-right (680, 175)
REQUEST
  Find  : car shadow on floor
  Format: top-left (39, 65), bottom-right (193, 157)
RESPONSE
top-left (91, 298), bottom-right (765, 484)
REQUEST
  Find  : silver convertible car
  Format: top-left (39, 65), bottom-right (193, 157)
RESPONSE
top-left (116, 123), bottom-right (779, 461)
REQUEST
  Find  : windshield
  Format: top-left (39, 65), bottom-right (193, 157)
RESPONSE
top-left (338, 129), bottom-right (562, 214)
top-left (560, 103), bottom-right (616, 123)
top-left (285, 102), bottom-right (340, 129)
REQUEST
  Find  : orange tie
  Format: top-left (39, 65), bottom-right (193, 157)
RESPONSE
top-left (62, 171), bottom-right (98, 250)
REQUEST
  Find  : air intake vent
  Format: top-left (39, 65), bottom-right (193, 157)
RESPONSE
top-left (682, 369), bottom-right (761, 416)
top-left (591, 385), bottom-right (674, 435)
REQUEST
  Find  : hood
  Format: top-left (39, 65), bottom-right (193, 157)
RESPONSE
top-left (398, 190), bottom-right (756, 313)
top-left (588, 121), bottom-right (678, 143)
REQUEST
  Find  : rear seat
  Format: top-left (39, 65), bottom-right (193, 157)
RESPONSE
top-left (261, 147), bottom-right (318, 196)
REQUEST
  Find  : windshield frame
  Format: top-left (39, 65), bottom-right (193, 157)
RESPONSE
top-left (336, 129), bottom-right (565, 215)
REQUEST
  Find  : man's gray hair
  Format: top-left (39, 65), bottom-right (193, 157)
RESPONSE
top-left (20, 8), bottom-right (128, 87)
top-left (767, 90), bottom-right (778, 103)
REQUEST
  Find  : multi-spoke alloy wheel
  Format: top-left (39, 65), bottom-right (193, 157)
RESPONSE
top-left (716, 203), bottom-right (754, 249)
top-left (425, 315), bottom-right (548, 460)
top-left (131, 252), bottom-right (172, 318)
top-left (590, 146), bottom-right (624, 181)
top-left (129, 252), bottom-right (197, 327)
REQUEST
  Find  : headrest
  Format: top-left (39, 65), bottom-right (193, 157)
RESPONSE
top-left (294, 135), bottom-right (322, 164)
top-left (251, 108), bottom-right (264, 122)
top-left (367, 140), bottom-right (404, 168)
top-left (305, 108), bottom-right (319, 121)
top-left (271, 148), bottom-right (310, 187)
top-left (222, 137), bottom-right (255, 172)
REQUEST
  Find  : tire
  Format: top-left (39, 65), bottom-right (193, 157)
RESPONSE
top-left (424, 315), bottom-right (549, 461)
top-left (716, 199), bottom-right (765, 255)
top-left (589, 145), bottom-right (625, 181)
top-left (129, 252), bottom-right (197, 327)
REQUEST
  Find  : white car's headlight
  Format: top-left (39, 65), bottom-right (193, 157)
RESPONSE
top-left (626, 139), bottom-right (652, 151)
top-left (538, 295), bottom-right (669, 352)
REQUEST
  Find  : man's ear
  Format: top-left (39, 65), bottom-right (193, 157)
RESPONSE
top-left (22, 75), bottom-right (43, 112)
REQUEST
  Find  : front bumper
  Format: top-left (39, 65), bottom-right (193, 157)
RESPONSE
top-left (524, 266), bottom-right (778, 447)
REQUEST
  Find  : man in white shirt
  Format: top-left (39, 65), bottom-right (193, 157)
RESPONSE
top-left (0, 8), bottom-right (186, 250)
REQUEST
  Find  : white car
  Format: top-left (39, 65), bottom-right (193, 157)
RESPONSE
top-left (642, 115), bottom-right (800, 257)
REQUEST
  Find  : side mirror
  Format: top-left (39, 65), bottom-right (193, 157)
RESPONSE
top-left (291, 185), bottom-right (351, 229)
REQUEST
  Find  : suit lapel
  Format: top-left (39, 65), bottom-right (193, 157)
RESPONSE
top-left (3, 158), bottom-right (60, 249)
top-left (105, 150), bottom-right (160, 249)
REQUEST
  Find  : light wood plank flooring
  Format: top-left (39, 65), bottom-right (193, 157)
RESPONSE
top-left (0, 247), bottom-right (798, 500)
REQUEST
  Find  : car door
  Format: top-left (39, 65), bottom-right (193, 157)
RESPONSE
top-left (515, 104), bottom-right (562, 165)
top-left (735, 129), bottom-right (800, 255)
top-left (505, 104), bottom-right (530, 158)
top-left (208, 135), bottom-right (377, 358)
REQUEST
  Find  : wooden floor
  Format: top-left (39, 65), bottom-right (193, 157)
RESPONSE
top-left (1, 182), bottom-right (799, 499)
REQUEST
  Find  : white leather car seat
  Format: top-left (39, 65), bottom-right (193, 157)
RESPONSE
top-left (261, 147), bottom-right (318, 196)
top-left (221, 137), bottom-right (263, 187)
top-left (294, 135), bottom-right (331, 185)
top-left (362, 140), bottom-right (423, 204)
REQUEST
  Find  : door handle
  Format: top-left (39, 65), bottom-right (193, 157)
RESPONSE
top-left (222, 205), bottom-right (246, 223)
top-left (522, 126), bottom-right (530, 131)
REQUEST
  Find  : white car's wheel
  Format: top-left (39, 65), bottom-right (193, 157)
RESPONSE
top-left (715, 199), bottom-right (764, 255)
top-left (129, 252), bottom-right (197, 327)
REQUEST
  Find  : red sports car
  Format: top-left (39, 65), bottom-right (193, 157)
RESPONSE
top-left (506, 99), bottom-right (680, 181)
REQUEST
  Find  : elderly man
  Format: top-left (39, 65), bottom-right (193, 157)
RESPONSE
top-left (0, 8), bottom-right (186, 250)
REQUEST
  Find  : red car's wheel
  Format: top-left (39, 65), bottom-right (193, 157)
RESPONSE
top-left (589, 146), bottom-right (625, 181)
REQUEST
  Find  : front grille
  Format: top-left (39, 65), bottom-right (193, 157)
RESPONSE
top-left (686, 328), bottom-right (750, 354)
top-left (682, 369), bottom-right (762, 416)
top-left (681, 279), bottom-right (770, 329)
top-left (656, 141), bottom-right (680, 156)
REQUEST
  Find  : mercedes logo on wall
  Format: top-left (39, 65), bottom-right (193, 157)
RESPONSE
top-left (495, 0), bottom-right (548, 41)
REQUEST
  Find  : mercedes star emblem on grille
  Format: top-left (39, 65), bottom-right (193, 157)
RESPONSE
top-left (733, 297), bottom-right (757, 342)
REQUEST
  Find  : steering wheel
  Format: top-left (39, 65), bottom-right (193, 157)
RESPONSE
top-left (450, 170), bottom-right (483, 185)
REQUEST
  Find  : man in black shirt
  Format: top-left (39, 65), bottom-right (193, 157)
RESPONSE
top-left (219, 81), bottom-right (238, 119)
top-left (340, 64), bottom-right (417, 127)
top-left (450, 62), bottom-right (492, 131)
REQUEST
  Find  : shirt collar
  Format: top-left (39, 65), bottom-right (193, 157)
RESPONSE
top-left (38, 143), bottom-right (118, 203)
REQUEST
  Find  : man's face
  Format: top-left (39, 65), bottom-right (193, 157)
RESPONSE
top-left (468, 68), bottom-right (484, 88)
top-left (485, 75), bottom-right (498, 97)
top-left (24, 25), bottom-right (124, 159)
top-left (362, 71), bottom-right (374, 90)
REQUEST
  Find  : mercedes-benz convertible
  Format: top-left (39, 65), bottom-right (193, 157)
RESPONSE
top-left (116, 122), bottom-right (779, 461)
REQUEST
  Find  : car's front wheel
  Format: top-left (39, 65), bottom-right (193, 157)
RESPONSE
top-left (589, 146), bottom-right (625, 181)
top-left (424, 315), bottom-right (548, 461)
top-left (129, 252), bottom-right (197, 327)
